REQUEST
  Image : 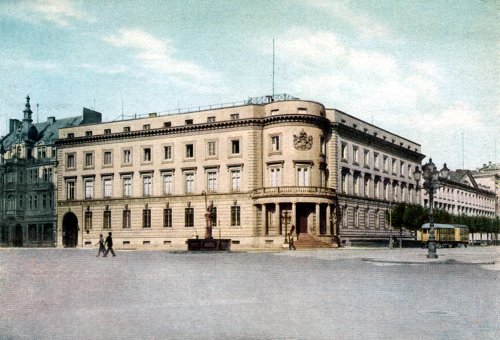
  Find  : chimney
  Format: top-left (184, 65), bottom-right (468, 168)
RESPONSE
top-left (47, 116), bottom-right (56, 124)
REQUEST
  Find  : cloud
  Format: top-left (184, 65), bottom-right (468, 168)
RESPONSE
top-left (0, 58), bottom-right (60, 72)
top-left (103, 29), bottom-right (222, 92)
top-left (79, 63), bottom-right (129, 75)
top-left (302, 0), bottom-right (390, 38)
top-left (0, 0), bottom-right (94, 27)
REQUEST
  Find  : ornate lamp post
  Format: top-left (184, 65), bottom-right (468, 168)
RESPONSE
top-left (412, 158), bottom-right (450, 259)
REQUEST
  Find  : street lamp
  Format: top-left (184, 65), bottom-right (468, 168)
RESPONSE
top-left (412, 158), bottom-right (450, 259)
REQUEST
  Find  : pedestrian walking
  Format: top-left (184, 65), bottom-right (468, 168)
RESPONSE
top-left (103, 232), bottom-right (116, 257)
top-left (96, 234), bottom-right (106, 257)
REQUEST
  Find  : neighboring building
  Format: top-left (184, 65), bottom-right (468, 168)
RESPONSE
top-left (471, 162), bottom-right (500, 217)
top-left (55, 95), bottom-right (424, 249)
top-left (327, 109), bottom-right (424, 243)
top-left (421, 168), bottom-right (497, 218)
top-left (0, 96), bottom-right (101, 247)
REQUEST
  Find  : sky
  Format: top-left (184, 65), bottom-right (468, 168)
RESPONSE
top-left (0, 0), bottom-right (498, 170)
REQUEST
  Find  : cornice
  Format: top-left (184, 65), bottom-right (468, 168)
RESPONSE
top-left (332, 123), bottom-right (425, 163)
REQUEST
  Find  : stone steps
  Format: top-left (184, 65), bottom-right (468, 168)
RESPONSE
top-left (294, 234), bottom-right (332, 249)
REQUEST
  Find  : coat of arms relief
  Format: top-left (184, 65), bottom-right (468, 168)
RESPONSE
top-left (293, 130), bottom-right (313, 150)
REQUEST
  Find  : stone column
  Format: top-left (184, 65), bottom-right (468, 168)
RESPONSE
top-left (326, 204), bottom-right (331, 236)
top-left (262, 204), bottom-right (268, 236)
top-left (315, 203), bottom-right (320, 236)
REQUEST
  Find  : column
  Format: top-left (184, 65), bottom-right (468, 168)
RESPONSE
top-left (291, 202), bottom-right (297, 232)
top-left (315, 203), bottom-right (320, 236)
top-left (326, 204), bottom-right (331, 236)
top-left (274, 203), bottom-right (280, 236)
top-left (262, 204), bottom-right (267, 236)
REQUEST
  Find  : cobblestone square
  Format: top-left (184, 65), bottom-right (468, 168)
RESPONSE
top-left (0, 247), bottom-right (498, 339)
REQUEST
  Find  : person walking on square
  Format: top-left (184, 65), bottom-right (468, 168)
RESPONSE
top-left (103, 232), bottom-right (116, 257)
top-left (96, 234), bottom-right (106, 257)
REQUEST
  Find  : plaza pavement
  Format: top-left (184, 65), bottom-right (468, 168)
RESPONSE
top-left (0, 246), bottom-right (498, 339)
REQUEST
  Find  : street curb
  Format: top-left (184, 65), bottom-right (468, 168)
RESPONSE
top-left (361, 258), bottom-right (495, 265)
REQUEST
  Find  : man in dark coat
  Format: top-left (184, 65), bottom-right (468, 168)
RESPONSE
top-left (103, 232), bottom-right (116, 257)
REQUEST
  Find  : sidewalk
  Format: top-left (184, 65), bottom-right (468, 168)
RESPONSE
top-left (361, 247), bottom-right (499, 265)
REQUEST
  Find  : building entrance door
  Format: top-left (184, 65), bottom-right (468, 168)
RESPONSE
top-left (62, 212), bottom-right (78, 248)
top-left (13, 224), bottom-right (23, 247)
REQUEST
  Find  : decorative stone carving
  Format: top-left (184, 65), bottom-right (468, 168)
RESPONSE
top-left (294, 130), bottom-right (313, 150)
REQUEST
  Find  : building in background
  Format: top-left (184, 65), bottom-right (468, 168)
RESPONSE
top-left (55, 95), bottom-right (424, 249)
top-left (0, 96), bottom-right (101, 247)
top-left (421, 168), bottom-right (497, 217)
top-left (471, 162), bottom-right (500, 217)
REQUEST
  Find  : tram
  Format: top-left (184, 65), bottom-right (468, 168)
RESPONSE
top-left (417, 223), bottom-right (469, 247)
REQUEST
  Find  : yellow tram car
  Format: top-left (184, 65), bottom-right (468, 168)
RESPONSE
top-left (417, 223), bottom-right (469, 248)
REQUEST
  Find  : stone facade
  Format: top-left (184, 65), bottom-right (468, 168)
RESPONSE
top-left (55, 97), bottom-right (425, 249)
top-left (420, 169), bottom-right (496, 218)
top-left (0, 96), bottom-right (101, 247)
top-left (471, 162), bottom-right (500, 217)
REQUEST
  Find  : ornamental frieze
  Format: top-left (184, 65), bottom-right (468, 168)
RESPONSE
top-left (294, 130), bottom-right (313, 150)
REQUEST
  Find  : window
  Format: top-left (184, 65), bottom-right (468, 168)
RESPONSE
top-left (392, 159), bottom-right (397, 174)
top-left (19, 195), bottom-right (24, 209)
top-left (297, 167), bottom-right (310, 186)
top-left (122, 209), bottom-right (131, 228)
top-left (103, 178), bottom-right (112, 198)
top-left (103, 151), bottom-right (112, 166)
top-left (230, 113), bottom-right (239, 120)
top-left (400, 161), bottom-right (405, 176)
top-left (185, 119), bottom-right (193, 125)
top-left (211, 207), bottom-right (217, 227)
top-left (185, 144), bottom-right (194, 158)
top-left (43, 168), bottom-right (52, 182)
top-left (271, 136), bottom-right (280, 152)
top-left (67, 154), bottom-right (75, 169)
top-left (231, 140), bottom-right (240, 154)
top-left (341, 143), bottom-right (348, 161)
top-left (185, 207), bottom-right (194, 227)
top-left (207, 141), bottom-right (217, 157)
top-left (269, 167), bottom-right (281, 187)
top-left (342, 173), bottom-right (348, 194)
top-left (185, 173), bottom-right (194, 193)
top-left (103, 210), bottom-right (111, 229)
top-left (231, 206), bottom-right (241, 226)
top-left (34, 195), bottom-right (38, 210)
top-left (383, 156), bottom-right (389, 172)
top-left (84, 179), bottom-right (94, 199)
top-left (86, 131), bottom-right (93, 136)
top-left (143, 124), bottom-right (150, 130)
top-left (143, 176), bottom-right (152, 196)
top-left (123, 149), bottom-right (131, 164)
top-left (48, 193), bottom-right (53, 208)
top-left (364, 177), bottom-right (370, 197)
top-left (143, 148), bottom-right (151, 162)
top-left (163, 173), bottom-right (173, 195)
top-left (364, 150), bottom-right (369, 167)
top-left (384, 182), bottom-right (389, 200)
top-left (66, 181), bottom-right (75, 200)
top-left (42, 194), bottom-right (47, 209)
top-left (6, 195), bottom-right (15, 211)
top-left (353, 146), bottom-right (359, 164)
top-left (163, 122), bottom-right (171, 128)
top-left (374, 153), bottom-right (379, 170)
top-left (353, 175), bottom-right (359, 195)
top-left (85, 211), bottom-right (92, 229)
top-left (163, 208), bottom-right (172, 228)
top-left (320, 136), bottom-right (326, 155)
top-left (123, 126), bottom-right (130, 132)
top-left (207, 116), bottom-right (215, 123)
top-left (207, 171), bottom-right (217, 192)
top-left (123, 177), bottom-right (132, 197)
top-left (164, 146), bottom-right (172, 160)
top-left (29, 224), bottom-right (37, 241)
top-left (143, 208), bottom-right (151, 228)
top-left (67, 133), bottom-right (74, 139)
top-left (85, 153), bottom-right (93, 167)
top-left (231, 170), bottom-right (241, 191)
top-left (375, 180), bottom-right (380, 199)
top-left (104, 129), bottom-right (111, 135)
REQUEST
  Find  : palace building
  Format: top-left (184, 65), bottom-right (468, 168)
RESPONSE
top-left (0, 96), bottom-right (101, 247)
top-left (55, 95), bottom-right (424, 249)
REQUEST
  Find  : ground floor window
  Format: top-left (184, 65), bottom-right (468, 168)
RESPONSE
top-left (29, 224), bottom-right (37, 242)
top-left (185, 207), bottom-right (194, 227)
top-left (85, 211), bottom-right (93, 229)
top-left (231, 206), bottom-right (241, 226)
top-left (0, 226), bottom-right (8, 243)
top-left (123, 209), bottom-right (131, 229)
top-left (43, 224), bottom-right (53, 242)
top-left (103, 211), bottom-right (111, 229)
top-left (211, 207), bottom-right (217, 227)
top-left (163, 208), bottom-right (172, 228)
top-left (143, 209), bottom-right (151, 228)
